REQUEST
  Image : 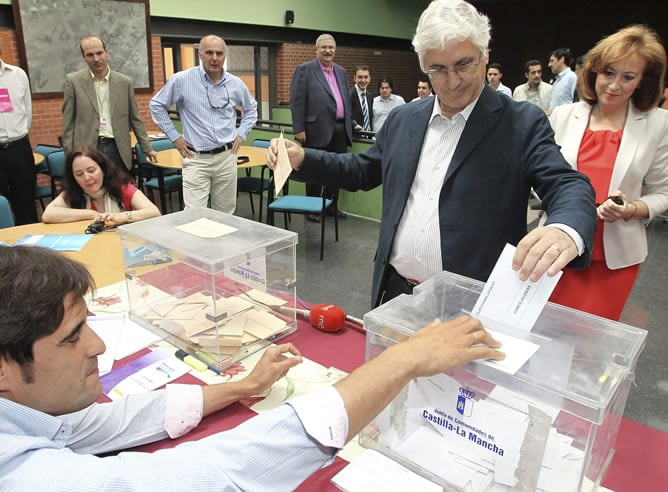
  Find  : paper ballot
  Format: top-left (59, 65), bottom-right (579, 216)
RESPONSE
top-left (472, 243), bottom-right (561, 332)
top-left (273, 130), bottom-right (292, 196)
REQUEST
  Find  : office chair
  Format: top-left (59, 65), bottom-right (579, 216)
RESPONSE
top-left (267, 176), bottom-right (339, 261)
top-left (34, 144), bottom-right (62, 208)
top-left (0, 195), bottom-right (15, 228)
top-left (136, 140), bottom-right (183, 214)
top-left (46, 150), bottom-right (67, 199)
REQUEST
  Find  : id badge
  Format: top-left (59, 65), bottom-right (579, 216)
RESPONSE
top-left (99, 117), bottom-right (108, 131)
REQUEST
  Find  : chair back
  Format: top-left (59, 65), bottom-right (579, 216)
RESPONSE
top-left (0, 195), bottom-right (15, 228)
top-left (252, 139), bottom-right (271, 148)
top-left (35, 143), bottom-right (62, 174)
top-left (136, 139), bottom-right (174, 163)
top-left (46, 151), bottom-right (67, 197)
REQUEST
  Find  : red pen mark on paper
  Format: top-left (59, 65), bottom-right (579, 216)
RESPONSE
top-left (93, 295), bottom-right (122, 306)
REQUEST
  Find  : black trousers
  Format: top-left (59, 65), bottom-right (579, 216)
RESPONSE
top-left (379, 265), bottom-right (417, 305)
top-left (304, 121), bottom-right (347, 201)
top-left (96, 139), bottom-right (132, 178)
top-left (0, 136), bottom-right (37, 225)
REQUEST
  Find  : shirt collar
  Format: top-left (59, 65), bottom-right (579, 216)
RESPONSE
top-left (89, 68), bottom-right (110, 82)
top-left (355, 85), bottom-right (366, 96)
top-left (431, 90), bottom-right (480, 122)
top-left (199, 64), bottom-right (226, 85)
top-left (318, 60), bottom-right (334, 73)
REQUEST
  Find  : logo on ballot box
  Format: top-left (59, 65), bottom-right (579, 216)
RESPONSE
top-left (457, 387), bottom-right (475, 417)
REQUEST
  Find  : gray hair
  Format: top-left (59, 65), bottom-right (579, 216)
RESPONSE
top-left (316, 33), bottom-right (336, 48)
top-left (412, 0), bottom-right (491, 72)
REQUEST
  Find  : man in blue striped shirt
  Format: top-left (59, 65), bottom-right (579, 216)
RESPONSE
top-left (150, 35), bottom-right (258, 213)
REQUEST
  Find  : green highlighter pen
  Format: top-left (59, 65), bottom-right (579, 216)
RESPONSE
top-left (174, 349), bottom-right (208, 372)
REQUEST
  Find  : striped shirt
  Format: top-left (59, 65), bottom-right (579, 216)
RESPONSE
top-left (150, 65), bottom-right (258, 151)
top-left (390, 94), bottom-right (476, 282)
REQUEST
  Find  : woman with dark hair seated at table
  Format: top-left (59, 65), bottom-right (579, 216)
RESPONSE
top-left (42, 146), bottom-right (160, 226)
top-left (549, 25), bottom-right (668, 320)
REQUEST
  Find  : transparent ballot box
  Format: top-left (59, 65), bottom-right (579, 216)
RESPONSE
top-left (362, 271), bottom-right (647, 492)
top-left (118, 208), bottom-right (298, 370)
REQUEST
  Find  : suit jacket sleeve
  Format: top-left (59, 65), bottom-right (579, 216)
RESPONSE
top-left (290, 65), bottom-right (307, 134)
top-left (62, 75), bottom-right (76, 154)
top-left (125, 79), bottom-right (153, 153)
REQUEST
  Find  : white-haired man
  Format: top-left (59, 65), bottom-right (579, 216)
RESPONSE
top-left (267, 0), bottom-right (596, 308)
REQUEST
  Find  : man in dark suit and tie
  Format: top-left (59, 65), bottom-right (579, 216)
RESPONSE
top-left (349, 65), bottom-right (374, 133)
top-left (269, 0), bottom-right (596, 307)
top-left (62, 35), bottom-right (157, 173)
top-left (290, 34), bottom-right (352, 222)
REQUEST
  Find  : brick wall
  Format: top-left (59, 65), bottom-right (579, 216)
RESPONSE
top-left (277, 43), bottom-right (423, 106)
top-left (0, 29), bottom-right (164, 148)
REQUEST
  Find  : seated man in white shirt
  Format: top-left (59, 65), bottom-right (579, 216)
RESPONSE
top-left (486, 62), bottom-right (512, 97)
top-left (0, 245), bottom-right (504, 491)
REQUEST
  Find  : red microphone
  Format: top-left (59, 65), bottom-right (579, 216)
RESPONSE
top-left (279, 304), bottom-right (364, 333)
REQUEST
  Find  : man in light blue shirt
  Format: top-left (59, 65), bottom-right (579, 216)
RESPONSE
top-left (0, 245), bottom-right (503, 491)
top-left (548, 48), bottom-right (577, 113)
top-left (373, 77), bottom-right (405, 131)
top-left (150, 35), bottom-right (257, 213)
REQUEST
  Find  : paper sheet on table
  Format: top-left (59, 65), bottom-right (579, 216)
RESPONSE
top-left (273, 130), bottom-right (292, 196)
top-left (472, 243), bottom-right (561, 332)
top-left (174, 218), bottom-right (237, 238)
top-left (87, 313), bottom-right (162, 374)
top-left (331, 448), bottom-right (441, 492)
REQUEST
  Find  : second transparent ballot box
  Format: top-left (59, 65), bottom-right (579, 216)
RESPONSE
top-left (361, 271), bottom-right (647, 491)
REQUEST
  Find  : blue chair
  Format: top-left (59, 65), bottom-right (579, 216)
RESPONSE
top-left (34, 144), bottom-right (62, 208)
top-left (136, 140), bottom-right (182, 214)
top-left (46, 151), bottom-right (67, 199)
top-left (0, 195), bottom-right (15, 228)
top-left (267, 177), bottom-right (339, 261)
top-left (237, 139), bottom-right (271, 221)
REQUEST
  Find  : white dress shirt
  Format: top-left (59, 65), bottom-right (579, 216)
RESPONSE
top-left (0, 60), bottom-right (32, 141)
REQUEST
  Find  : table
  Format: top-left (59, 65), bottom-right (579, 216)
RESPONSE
top-left (152, 145), bottom-right (269, 171)
top-left (1, 221), bottom-right (665, 491)
top-left (149, 145), bottom-right (269, 214)
top-left (0, 220), bottom-right (124, 287)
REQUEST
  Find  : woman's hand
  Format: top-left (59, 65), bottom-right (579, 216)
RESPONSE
top-left (95, 212), bottom-right (132, 228)
top-left (597, 191), bottom-right (642, 222)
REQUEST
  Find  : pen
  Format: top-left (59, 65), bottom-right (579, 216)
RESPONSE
top-left (174, 349), bottom-right (208, 372)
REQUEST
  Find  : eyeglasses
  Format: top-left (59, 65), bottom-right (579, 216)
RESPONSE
top-left (426, 54), bottom-right (483, 79)
top-left (205, 83), bottom-right (229, 110)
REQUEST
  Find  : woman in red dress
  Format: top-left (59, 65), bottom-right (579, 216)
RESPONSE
top-left (549, 25), bottom-right (668, 321)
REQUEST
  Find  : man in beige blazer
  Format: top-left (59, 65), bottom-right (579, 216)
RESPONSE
top-left (62, 35), bottom-right (156, 172)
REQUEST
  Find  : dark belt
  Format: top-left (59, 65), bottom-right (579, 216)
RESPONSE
top-left (0, 135), bottom-right (28, 149)
top-left (388, 265), bottom-right (419, 288)
top-left (189, 142), bottom-right (234, 154)
top-left (97, 136), bottom-right (115, 144)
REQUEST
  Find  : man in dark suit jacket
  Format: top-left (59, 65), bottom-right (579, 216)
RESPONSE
top-left (290, 34), bottom-right (352, 221)
top-left (349, 65), bottom-right (374, 132)
top-left (270, 0), bottom-right (596, 307)
top-left (62, 35), bottom-right (156, 172)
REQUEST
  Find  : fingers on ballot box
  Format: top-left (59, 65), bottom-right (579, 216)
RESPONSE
top-left (361, 271), bottom-right (646, 492)
top-left (118, 208), bottom-right (298, 371)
